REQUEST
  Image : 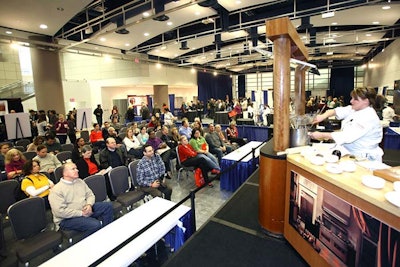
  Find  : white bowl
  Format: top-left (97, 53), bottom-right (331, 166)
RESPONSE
top-left (325, 154), bottom-right (339, 163)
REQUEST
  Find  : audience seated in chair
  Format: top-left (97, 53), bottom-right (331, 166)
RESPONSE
top-left (5, 148), bottom-right (26, 180)
top-left (33, 145), bottom-right (62, 183)
top-left (178, 119), bottom-right (192, 140)
top-left (99, 137), bottom-right (127, 200)
top-left (26, 136), bottom-right (45, 152)
top-left (90, 123), bottom-right (106, 150)
top-left (215, 124), bottom-right (237, 151)
top-left (0, 143), bottom-right (10, 181)
top-left (71, 137), bottom-right (86, 163)
top-left (137, 126), bottom-right (149, 146)
top-left (178, 136), bottom-right (220, 184)
top-left (49, 163), bottom-right (114, 237)
top-left (146, 129), bottom-right (173, 179)
top-left (21, 159), bottom-right (54, 209)
top-left (226, 121), bottom-right (246, 146)
top-left (76, 145), bottom-right (108, 179)
top-left (136, 144), bottom-right (172, 200)
top-left (49, 162), bottom-right (113, 238)
top-left (44, 134), bottom-right (63, 155)
top-left (123, 128), bottom-right (143, 159)
top-left (205, 123), bottom-right (232, 163)
top-left (189, 129), bottom-right (220, 169)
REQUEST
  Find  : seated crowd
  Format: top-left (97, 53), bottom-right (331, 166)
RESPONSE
top-left (0, 104), bottom-right (250, 253)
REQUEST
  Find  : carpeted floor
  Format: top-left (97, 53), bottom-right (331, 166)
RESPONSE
top-left (214, 184), bottom-right (260, 231)
top-left (163, 221), bottom-right (307, 267)
top-left (163, 170), bottom-right (308, 267)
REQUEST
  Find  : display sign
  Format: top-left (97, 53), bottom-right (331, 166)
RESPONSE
top-left (289, 171), bottom-right (399, 267)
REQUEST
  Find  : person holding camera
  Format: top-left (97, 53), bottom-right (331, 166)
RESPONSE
top-left (136, 144), bottom-right (172, 200)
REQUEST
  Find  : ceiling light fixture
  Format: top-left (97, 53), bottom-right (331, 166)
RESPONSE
top-left (39, 24), bottom-right (48, 29)
top-left (322, 0), bottom-right (335, 18)
top-left (322, 11), bottom-right (335, 18)
top-left (382, 5), bottom-right (391, 10)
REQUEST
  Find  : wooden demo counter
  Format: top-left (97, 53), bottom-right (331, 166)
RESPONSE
top-left (284, 154), bottom-right (400, 267)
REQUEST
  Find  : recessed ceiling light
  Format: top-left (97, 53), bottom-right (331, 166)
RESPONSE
top-left (365, 33), bottom-right (371, 37)
top-left (382, 5), bottom-right (391, 10)
top-left (195, 11), bottom-right (201, 16)
top-left (100, 37), bottom-right (106, 42)
top-left (236, 0), bottom-right (242, 4)
top-left (143, 12), bottom-right (150, 17)
top-left (5, 31), bottom-right (12, 34)
top-left (331, 22), bottom-right (338, 25)
top-left (125, 43), bottom-right (130, 46)
top-left (167, 21), bottom-right (173, 26)
top-left (155, 49), bottom-right (160, 53)
top-left (39, 24), bottom-right (48, 29)
top-left (144, 32), bottom-right (149, 36)
top-left (372, 21), bottom-right (379, 25)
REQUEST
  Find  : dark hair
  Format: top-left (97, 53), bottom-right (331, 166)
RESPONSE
top-left (23, 159), bottom-right (40, 175)
top-left (37, 144), bottom-right (47, 152)
top-left (143, 144), bottom-right (153, 152)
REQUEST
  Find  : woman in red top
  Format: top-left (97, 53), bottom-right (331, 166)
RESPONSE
top-left (89, 123), bottom-right (105, 149)
top-left (177, 136), bottom-right (219, 184)
top-left (75, 145), bottom-right (107, 178)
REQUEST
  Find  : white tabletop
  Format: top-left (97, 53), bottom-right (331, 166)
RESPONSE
top-left (222, 141), bottom-right (262, 162)
top-left (40, 197), bottom-right (190, 267)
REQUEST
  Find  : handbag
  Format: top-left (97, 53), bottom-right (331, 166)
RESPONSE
top-left (194, 168), bottom-right (205, 188)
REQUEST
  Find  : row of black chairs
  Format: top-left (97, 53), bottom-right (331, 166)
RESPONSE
top-left (0, 159), bottom-right (146, 266)
top-left (8, 139), bottom-right (75, 153)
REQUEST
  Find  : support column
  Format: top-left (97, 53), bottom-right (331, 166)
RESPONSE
top-left (294, 66), bottom-right (306, 115)
top-left (30, 37), bottom-right (65, 113)
top-left (153, 85), bottom-right (169, 112)
top-left (273, 37), bottom-right (291, 152)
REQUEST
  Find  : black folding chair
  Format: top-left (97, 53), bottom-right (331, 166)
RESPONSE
top-left (7, 197), bottom-right (63, 266)
top-left (84, 174), bottom-right (123, 216)
top-left (108, 166), bottom-right (145, 211)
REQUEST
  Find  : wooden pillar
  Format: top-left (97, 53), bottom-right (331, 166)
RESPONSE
top-left (273, 37), bottom-right (291, 151)
top-left (294, 66), bottom-right (306, 115)
top-left (259, 17), bottom-right (309, 236)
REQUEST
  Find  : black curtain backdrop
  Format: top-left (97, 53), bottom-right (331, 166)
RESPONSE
top-left (238, 75), bottom-right (245, 98)
top-left (329, 67), bottom-right (354, 105)
top-left (197, 71), bottom-right (232, 103)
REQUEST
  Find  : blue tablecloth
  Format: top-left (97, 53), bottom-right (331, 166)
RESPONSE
top-left (237, 125), bottom-right (269, 142)
top-left (220, 157), bottom-right (259, 192)
top-left (384, 127), bottom-right (400, 150)
top-left (163, 210), bottom-right (193, 251)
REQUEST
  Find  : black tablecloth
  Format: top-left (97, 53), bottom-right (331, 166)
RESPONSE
top-left (237, 119), bottom-right (254, 126)
top-left (214, 112), bottom-right (230, 125)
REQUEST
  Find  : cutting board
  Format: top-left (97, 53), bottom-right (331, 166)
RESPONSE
top-left (373, 166), bottom-right (400, 182)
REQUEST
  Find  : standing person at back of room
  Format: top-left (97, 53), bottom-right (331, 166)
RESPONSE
top-left (93, 104), bottom-right (103, 126)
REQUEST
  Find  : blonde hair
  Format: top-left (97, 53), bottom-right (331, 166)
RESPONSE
top-left (5, 148), bottom-right (26, 164)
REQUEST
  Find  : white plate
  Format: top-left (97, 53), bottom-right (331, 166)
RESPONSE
top-left (339, 161), bottom-right (356, 172)
top-left (309, 156), bottom-right (325, 166)
top-left (325, 154), bottom-right (339, 163)
top-left (326, 163), bottom-right (343, 174)
top-left (362, 175), bottom-right (385, 189)
top-left (385, 191), bottom-right (400, 207)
